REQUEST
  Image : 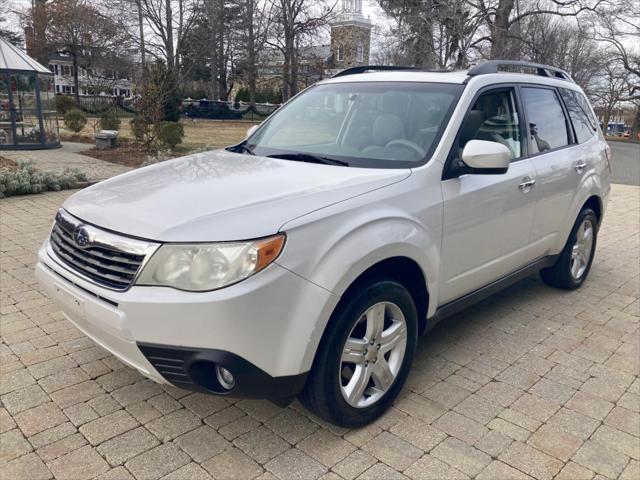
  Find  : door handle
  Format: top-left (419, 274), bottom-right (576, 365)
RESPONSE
top-left (518, 177), bottom-right (536, 192)
top-left (575, 161), bottom-right (587, 174)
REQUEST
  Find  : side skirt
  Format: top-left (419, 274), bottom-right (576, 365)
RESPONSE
top-left (426, 255), bottom-right (558, 332)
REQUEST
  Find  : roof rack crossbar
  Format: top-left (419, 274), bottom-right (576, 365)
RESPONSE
top-left (332, 65), bottom-right (424, 78)
top-left (467, 60), bottom-right (574, 82)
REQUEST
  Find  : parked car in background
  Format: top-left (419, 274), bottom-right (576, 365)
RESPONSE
top-left (37, 61), bottom-right (610, 427)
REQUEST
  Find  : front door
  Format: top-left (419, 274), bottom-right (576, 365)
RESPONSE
top-left (439, 86), bottom-right (537, 304)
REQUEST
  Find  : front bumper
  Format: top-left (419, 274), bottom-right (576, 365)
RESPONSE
top-left (36, 241), bottom-right (337, 400)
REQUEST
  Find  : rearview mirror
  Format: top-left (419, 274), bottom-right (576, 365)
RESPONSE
top-left (461, 140), bottom-right (511, 174)
top-left (246, 125), bottom-right (258, 139)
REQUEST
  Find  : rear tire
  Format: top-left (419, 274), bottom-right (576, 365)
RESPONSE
top-left (299, 278), bottom-right (418, 428)
top-left (540, 208), bottom-right (598, 290)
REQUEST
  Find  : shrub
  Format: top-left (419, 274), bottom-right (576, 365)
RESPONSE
top-left (98, 109), bottom-right (121, 131)
top-left (130, 116), bottom-right (155, 144)
top-left (158, 122), bottom-right (184, 149)
top-left (235, 86), bottom-right (250, 103)
top-left (234, 86), bottom-right (282, 104)
top-left (64, 109), bottom-right (87, 133)
top-left (55, 95), bottom-right (77, 114)
top-left (0, 161), bottom-right (88, 198)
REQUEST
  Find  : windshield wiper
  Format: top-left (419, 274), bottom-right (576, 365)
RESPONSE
top-left (228, 142), bottom-right (254, 155)
top-left (267, 152), bottom-right (349, 167)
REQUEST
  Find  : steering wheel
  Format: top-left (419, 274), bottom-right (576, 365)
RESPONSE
top-left (385, 139), bottom-right (426, 158)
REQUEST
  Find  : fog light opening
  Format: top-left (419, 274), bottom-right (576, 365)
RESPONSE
top-left (216, 365), bottom-right (235, 390)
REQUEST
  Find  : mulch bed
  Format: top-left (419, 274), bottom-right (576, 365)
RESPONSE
top-left (0, 155), bottom-right (18, 171)
top-left (80, 143), bottom-right (160, 167)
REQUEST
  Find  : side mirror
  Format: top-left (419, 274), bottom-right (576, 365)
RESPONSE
top-left (246, 125), bottom-right (258, 139)
top-left (461, 140), bottom-right (511, 174)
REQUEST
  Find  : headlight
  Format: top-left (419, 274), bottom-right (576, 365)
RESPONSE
top-left (136, 234), bottom-right (285, 291)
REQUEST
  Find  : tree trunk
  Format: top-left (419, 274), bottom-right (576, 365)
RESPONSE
top-left (165, 0), bottom-right (175, 73)
top-left (631, 107), bottom-right (639, 141)
top-left (282, 50), bottom-right (290, 101)
top-left (137, 0), bottom-right (146, 85)
top-left (490, 0), bottom-right (515, 59)
top-left (208, 1), bottom-right (220, 100)
top-left (283, 21), bottom-right (295, 100)
top-left (72, 51), bottom-right (80, 102)
top-left (218, 21), bottom-right (227, 100)
top-left (602, 108), bottom-right (611, 136)
top-left (246, 1), bottom-right (257, 107)
top-left (290, 37), bottom-right (298, 97)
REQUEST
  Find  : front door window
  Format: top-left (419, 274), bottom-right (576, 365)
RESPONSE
top-left (457, 88), bottom-right (523, 161)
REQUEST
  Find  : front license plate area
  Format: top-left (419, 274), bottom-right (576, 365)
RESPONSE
top-left (53, 281), bottom-right (85, 320)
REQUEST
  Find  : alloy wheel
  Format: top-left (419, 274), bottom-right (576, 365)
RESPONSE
top-left (339, 301), bottom-right (407, 408)
top-left (570, 218), bottom-right (594, 280)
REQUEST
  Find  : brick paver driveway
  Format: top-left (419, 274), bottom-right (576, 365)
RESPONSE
top-left (1, 185), bottom-right (638, 480)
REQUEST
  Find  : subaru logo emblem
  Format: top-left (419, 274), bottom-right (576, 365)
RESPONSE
top-left (74, 226), bottom-right (90, 248)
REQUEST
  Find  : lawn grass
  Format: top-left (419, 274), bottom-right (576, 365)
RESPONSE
top-left (59, 117), bottom-right (261, 153)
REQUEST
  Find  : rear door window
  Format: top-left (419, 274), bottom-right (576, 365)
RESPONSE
top-left (521, 87), bottom-right (570, 154)
top-left (559, 88), bottom-right (598, 143)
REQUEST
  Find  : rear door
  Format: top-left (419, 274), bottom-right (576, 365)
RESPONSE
top-left (519, 85), bottom-right (586, 258)
top-left (439, 86), bottom-right (538, 303)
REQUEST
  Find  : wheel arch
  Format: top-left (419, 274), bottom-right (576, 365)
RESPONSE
top-left (582, 195), bottom-right (603, 225)
top-left (337, 256), bottom-right (430, 335)
top-left (555, 175), bottom-right (604, 253)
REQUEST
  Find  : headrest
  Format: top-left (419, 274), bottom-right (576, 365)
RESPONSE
top-left (372, 114), bottom-right (405, 146)
top-left (382, 92), bottom-right (410, 117)
top-left (460, 110), bottom-right (485, 145)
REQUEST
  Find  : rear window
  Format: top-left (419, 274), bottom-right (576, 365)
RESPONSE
top-left (521, 87), bottom-right (570, 153)
top-left (559, 88), bottom-right (598, 143)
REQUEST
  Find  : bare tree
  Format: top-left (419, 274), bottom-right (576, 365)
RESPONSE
top-left (133, 61), bottom-right (172, 146)
top-left (267, 0), bottom-right (334, 100)
top-left (378, 0), bottom-right (483, 69)
top-left (587, 0), bottom-right (640, 138)
top-left (132, 0), bottom-right (202, 80)
top-left (592, 63), bottom-right (629, 134)
top-left (516, 15), bottom-right (605, 94)
top-left (45, 0), bottom-right (125, 102)
top-left (467, 0), bottom-right (608, 60)
top-left (238, 0), bottom-right (273, 106)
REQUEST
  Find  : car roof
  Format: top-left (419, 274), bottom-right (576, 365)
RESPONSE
top-left (319, 69), bottom-right (584, 93)
top-left (321, 70), bottom-right (469, 85)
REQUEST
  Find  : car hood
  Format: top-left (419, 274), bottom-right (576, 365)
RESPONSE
top-left (64, 149), bottom-right (410, 242)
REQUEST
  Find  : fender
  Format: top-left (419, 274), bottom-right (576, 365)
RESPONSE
top-left (276, 178), bottom-right (443, 372)
top-left (277, 181), bottom-right (441, 313)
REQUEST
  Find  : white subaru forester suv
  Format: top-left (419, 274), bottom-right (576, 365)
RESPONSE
top-left (36, 61), bottom-right (611, 427)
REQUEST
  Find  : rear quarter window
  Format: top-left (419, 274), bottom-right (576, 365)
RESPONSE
top-left (559, 88), bottom-right (598, 143)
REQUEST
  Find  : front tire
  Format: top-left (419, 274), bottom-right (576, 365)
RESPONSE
top-left (299, 278), bottom-right (418, 428)
top-left (540, 208), bottom-right (598, 290)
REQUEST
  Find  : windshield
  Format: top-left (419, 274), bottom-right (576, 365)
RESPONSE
top-left (246, 82), bottom-right (463, 168)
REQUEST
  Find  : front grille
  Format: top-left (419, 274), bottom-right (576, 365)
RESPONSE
top-left (49, 211), bottom-right (147, 291)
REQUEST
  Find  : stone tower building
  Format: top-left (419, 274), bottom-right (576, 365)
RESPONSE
top-left (330, 0), bottom-right (372, 69)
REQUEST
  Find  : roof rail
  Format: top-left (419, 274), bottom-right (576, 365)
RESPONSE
top-left (332, 65), bottom-right (424, 78)
top-left (467, 60), bottom-right (573, 82)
